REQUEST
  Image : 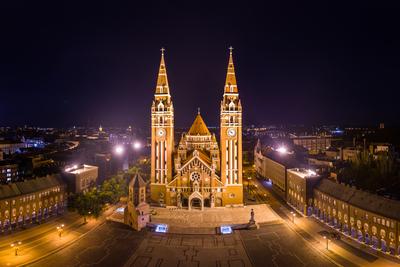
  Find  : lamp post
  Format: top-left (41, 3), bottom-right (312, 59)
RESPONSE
top-left (57, 224), bottom-right (65, 238)
top-left (11, 241), bottom-right (21, 256)
top-left (323, 236), bottom-right (330, 250)
top-left (290, 211), bottom-right (296, 223)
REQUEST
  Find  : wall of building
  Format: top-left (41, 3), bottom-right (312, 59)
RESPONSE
top-left (0, 181), bottom-right (66, 232)
top-left (254, 149), bottom-right (286, 199)
top-left (313, 189), bottom-right (399, 255)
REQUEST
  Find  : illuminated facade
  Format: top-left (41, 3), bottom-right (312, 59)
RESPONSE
top-left (150, 48), bottom-right (243, 209)
top-left (0, 175), bottom-right (66, 232)
top-left (313, 179), bottom-right (400, 255)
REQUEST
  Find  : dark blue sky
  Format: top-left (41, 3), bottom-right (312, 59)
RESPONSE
top-left (1, 2), bottom-right (399, 128)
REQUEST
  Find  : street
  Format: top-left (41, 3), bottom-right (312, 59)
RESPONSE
top-left (0, 206), bottom-right (117, 267)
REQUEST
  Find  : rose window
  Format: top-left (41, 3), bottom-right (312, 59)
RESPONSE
top-left (190, 172), bottom-right (200, 182)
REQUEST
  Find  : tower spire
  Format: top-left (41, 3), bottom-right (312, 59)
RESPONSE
top-left (155, 47), bottom-right (170, 95)
top-left (224, 46), bottom-right (238, 93)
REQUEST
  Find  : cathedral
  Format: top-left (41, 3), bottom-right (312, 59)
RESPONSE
top-left (150, 48), bottom-right (243, 210)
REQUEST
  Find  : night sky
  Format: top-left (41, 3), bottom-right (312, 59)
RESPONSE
top-left (1, 2), bottom-right (399, 128)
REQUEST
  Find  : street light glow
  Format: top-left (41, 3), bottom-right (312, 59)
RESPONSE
top-left (114, 145), bottom-right (124, 155)
top-left (276, 146), bottom-right (288, 154)
top-left (133, 141), bottom-right (142, 150)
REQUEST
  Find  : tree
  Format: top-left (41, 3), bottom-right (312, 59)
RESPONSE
top-left (100, 175), bottom-right (128, 204)
top-left (74, 189), bottom-right (104, 223)
top-left (339, 150), bottom-right (400, 193)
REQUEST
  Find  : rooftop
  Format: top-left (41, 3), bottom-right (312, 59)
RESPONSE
top-left (316, 179), bottom-right (400, 221)
top-left (287, 168), bottom-right (318, 179)
top-left (64, 164), bottom-right (98, 174)
top-left (0, 174), bottom-right (65, 200)
top-left (187, 113), bottom-right (211, 136)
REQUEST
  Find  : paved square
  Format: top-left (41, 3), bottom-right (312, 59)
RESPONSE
top-left (124, 232), bottom-right (252, 267)
top-left (151, 204), bottom-right (280, 232)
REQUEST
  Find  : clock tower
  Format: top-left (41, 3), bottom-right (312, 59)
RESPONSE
top-left (220, 47), bottom-right (243, 205)
top-left (150, 48), bottom-right (174, 205)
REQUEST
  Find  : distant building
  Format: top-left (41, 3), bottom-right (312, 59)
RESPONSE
top-left (63, 164), bottom-right (98, 193)
top-left (0, 161), bottom-right (21, 184)
top-left (369, 143), bottom-right (392, 155)
top-left (286, 168), bottom-right (321, 215)
top-left (124, 172), bottom-right (150, 231)
top-left (291, 135), bottom-right (332, 154)
top-left (313, 179), bottom-right (400, 255)
top-left (254, 140), bottom-right (303, 199)
top-left (341, 147), bottom-right (361, 162)
top-left (24, 137), bottom-right (46, 148)
top-left (0, 175), bottom-right (66, 232)
top-left (0, 140), bottom-right (25, 155)
top-left (325, 147), bottom-right (340, 160)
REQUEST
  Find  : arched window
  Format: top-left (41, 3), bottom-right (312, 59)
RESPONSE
top-left (229, 101), bottom-right (235, 111)
top-left (380, 229), bottom-right (386, 238)
top-left (158, 101), bottom-right (164, 112)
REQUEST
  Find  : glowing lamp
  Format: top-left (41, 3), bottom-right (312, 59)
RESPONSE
top-left (133, 141), bottom-right (142, 150)
top-left (220, 225), bottom-right (233, 234)
top-left (114, 145), bottom-right (124, 155)
top-left (155, 224), bottom-right (168, 233)
top-left (276, 146), bottom-right (287, 154)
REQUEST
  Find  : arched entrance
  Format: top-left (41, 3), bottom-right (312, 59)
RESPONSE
top-left (191, 198), bottom-right (202, 209)
top-left (188, 191), bottom-right (203, 211)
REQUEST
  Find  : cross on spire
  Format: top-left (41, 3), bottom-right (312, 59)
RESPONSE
top-left (229, 46), bottom-right (234, 55)
top-left (197, 107), bottom-right (200, 115)
top-left (160, 47), bottom-right (165, 56)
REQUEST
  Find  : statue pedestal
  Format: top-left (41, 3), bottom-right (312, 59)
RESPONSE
top-left (248, 221), bottom-right (258, 230)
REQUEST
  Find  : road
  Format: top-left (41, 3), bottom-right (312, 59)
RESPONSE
top-left (0, 206), bottom-right (117, 267)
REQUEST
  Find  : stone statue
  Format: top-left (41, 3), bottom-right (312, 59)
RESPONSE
top-left (249, 208), bottom-right (255, 224)
top-left (177, 192), bottom-right (182, 209)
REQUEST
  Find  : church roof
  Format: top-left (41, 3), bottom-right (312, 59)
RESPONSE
top-left (188, 113), bottom-right (211, 136)
top-left (130, 172), bottom-right (147, 189)
top-left (155, 48), bottom-right (170, 95)
top-left (224, 47), bottom-right (238, 93)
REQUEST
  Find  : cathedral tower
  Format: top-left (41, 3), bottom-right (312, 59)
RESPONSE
top-left (150, 48), bottom-right (174, 205)
top-left (220, 47), bottom-right (243, 205)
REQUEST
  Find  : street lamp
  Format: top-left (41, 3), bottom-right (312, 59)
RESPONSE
top-left (276, 146), bottom-right (288, 154)
top-left (114, 145), bottom-right (124, 155)
top-left (133, 141), bottom-right (142, 150)
top-left (10, 241), bottom-right (22, 256)
top-left (57, 224), bottom-right (65, 238)
top-left (290, 212), bottom-right (296, 223)
top-left (323, 236), bottom-right (330, 250)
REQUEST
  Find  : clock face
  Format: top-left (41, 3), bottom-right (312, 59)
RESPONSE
top-left (227, 128), bottom-right (236, 137)
top-left (157, 128), bottom-right (166, 137)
